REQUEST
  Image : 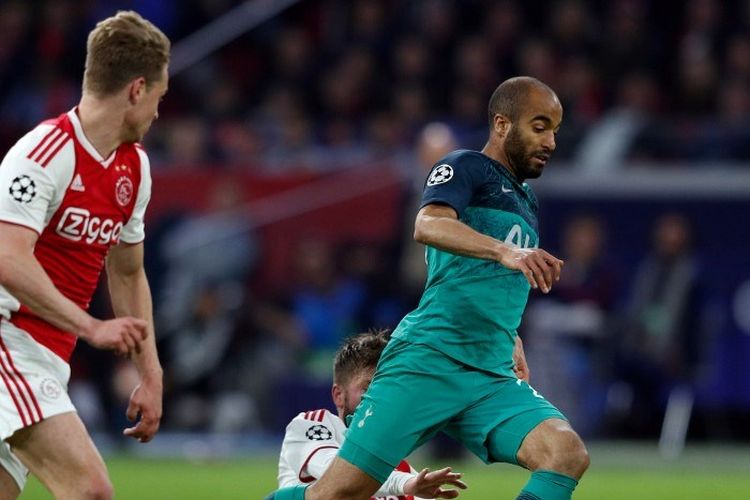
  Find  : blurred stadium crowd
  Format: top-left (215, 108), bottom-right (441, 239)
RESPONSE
top-left (2, 0), bottom-right (750, 169)
top-left (2, 0), bottom-right (750, 451)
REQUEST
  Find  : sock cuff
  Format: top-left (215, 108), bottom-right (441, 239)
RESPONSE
top-left (533, 469), bottom-right (579, 490)
top-left (270, 485), bottom-right (309, 500)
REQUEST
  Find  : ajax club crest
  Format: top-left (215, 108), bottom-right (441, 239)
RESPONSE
top-left (115, 175), bottom-right (134, 206)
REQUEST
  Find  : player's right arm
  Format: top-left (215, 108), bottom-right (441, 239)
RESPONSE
top-left (414, 154), bottom-right (562, 293)
top-left (0, 128), bottom-right (146, 356)
top-left (0, 224), bottom-right (146, 355)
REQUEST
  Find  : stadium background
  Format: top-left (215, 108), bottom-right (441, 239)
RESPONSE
top-left (2, 0), bottom-right (749, 498)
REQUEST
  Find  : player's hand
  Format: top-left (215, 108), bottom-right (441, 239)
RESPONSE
top-left (498, 246), bottom-right (563, 293)
top-left (123, 377), bottom-right (163, 443)
top-left (403, 467), bottom-right (468, 498)
top-left (513, 335), bottom-right (530, 382)
top-left (82, 317), bottom-right (148, 356)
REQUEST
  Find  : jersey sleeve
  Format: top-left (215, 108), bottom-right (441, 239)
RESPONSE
top-left (420, 151), bottom-right (486, 218)
top-left (0, 126), bottom-right (74, 234)
top-left (119, 148), bottom-right (152, 244)
top-left (280, 410), bottom-right (342, 484)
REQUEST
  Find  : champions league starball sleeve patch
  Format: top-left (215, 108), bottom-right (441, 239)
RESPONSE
top-left (426, 164), bottom-right (454, 186)
top-left (8, 175), bottom-right (37, 203)
top-left (305, 424), bottom-right (333, 441)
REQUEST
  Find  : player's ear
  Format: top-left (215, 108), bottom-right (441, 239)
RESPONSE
top-left (128, 77), bottom-right (147, 104)
top-left (493, 113), bottom-right (510, 138)
top-left (332, 384), bottom-right (344, 410)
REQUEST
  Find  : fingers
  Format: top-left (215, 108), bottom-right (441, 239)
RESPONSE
top-left (437, 490), bottom-right (460, 499)
top-left (519, 250), bottom-right (564, 293)
top-left (119, 318), bottom-right (148, 356)
top-left (123, 411), bottom-right (160, 443)
top-left (126, 399), bottom-right (139, 421)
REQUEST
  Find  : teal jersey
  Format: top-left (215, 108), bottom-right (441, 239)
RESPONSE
top-left (392, 150), bottom-right (539, 376)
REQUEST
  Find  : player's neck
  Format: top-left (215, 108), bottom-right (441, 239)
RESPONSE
top-left (481, 141), bottom-right (519, 180)
top-left (77, 94), bottom-right (126, 159)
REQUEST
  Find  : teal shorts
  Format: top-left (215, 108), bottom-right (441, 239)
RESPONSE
top-left (339, 338), bottom-right (565, 483)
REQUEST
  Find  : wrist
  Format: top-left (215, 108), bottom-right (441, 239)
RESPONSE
top-left (78, 316), bottom-right (100, 341)
top-left (493, 241), bottom-right (511, 262)
top-left (401, 473), bottom-right (418, 496)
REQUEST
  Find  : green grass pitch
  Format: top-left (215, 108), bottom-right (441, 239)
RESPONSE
top-left (19, 443), bottom-right (750, 499)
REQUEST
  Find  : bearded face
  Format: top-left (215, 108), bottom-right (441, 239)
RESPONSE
top-left (504, 125), bottom-right (547, 180)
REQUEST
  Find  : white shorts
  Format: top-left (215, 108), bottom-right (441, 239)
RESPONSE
top-left (0, 319), bottom-right (76, 489)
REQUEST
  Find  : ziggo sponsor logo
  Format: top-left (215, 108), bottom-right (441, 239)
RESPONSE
top-left (55, 207), bottom-right (123, 245)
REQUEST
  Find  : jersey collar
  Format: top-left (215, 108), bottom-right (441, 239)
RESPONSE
top-left (67, 108), bottom-right (117, 168)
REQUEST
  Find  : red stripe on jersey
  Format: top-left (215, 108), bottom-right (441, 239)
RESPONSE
top-left (27, 127), bottom-right (60, 161)
top-left (0, 360), bottom-right (28, 426)
top-left (33, 130), bottom-right (67, 166)
top-left (30, 128), bottom-right (63, 164)
top-left (317, 410), bottom-right (325, 422)
top-left (40, 135), bottom-right (71, 167)
top-left (0, 331), bottom-right (43, 423)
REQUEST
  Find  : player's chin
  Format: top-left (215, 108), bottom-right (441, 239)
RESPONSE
top-left (523, 164), bottom-right (543, 179)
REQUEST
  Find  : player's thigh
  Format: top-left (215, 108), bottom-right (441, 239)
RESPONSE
top-left (0, 464), bottom-right (21, 500)
top-left (307, 456), bottom-right (381, 500)
top-left (8, 411), bottom-right (109, 488)
top-left (447, 377), bottom-right (565, 465)
top-left (343, 339), bottom-right (471, 483)
top-left (0, 439), bottom-right (24, 499)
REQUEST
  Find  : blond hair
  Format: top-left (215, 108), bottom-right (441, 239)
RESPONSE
top-left (83, 11), bottom-right (170, 96)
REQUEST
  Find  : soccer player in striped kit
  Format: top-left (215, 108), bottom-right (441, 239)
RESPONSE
top-left (0, 11), bottom-right (169, 499)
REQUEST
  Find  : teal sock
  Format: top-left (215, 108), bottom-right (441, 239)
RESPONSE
top-left (517, 470), bottom-right (578, 500)
top-left (263, 485), bottom-right (309, 500)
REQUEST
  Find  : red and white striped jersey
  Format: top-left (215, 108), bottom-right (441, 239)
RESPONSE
top-left (0, 108), bottom-right (152, 362)
top-left (278, 408), bottom-right (427, 500)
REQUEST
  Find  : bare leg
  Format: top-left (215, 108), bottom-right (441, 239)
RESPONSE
top-left (516, 418), bottom-right (589, 479)
top-left (8, 412), bottom-right (113, 500)
top-left (305, 456), bottom-right (381, 500)
top-left (0, 465), bottom-right (20, 500)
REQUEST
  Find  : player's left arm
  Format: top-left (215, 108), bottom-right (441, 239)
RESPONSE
top-left (106, 241), bottom-right (163, 443)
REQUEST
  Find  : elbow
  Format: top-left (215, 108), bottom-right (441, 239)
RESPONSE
top-left (413, 219), bottom-right (429, 245)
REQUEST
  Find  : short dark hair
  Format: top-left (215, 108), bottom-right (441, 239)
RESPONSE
top-left (487, 76), bottom-right (555, 126)
top-left (333, 329), bottom-right (391, 385)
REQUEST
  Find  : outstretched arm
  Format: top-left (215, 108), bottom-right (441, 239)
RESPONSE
top-left (0, 222), bottom-right (146, 354)
top-left (414, 204), bottom-right (563, 293)
top-left (303, 447), bottom-right (466, 498)
top-left (106, 241), bottom-right (162, 443)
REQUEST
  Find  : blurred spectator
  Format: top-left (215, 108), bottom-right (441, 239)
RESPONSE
top-left (397, 122), bottom-right (457, 304)
top-left (575, 71), bottom-right (661, 170)
top-left (286, 237), bottom-right (368, 378)
top-left (156, 180), bottom-right (259, 430)
top-left (525, 214), bottom-right (619, 437)
top-left (607, 213), bottom-right (704, 438)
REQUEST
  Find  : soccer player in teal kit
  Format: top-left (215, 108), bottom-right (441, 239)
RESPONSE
top-left (267, 76), bottom-right (590, 500)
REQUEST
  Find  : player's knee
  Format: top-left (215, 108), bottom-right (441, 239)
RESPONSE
top-left (545, 427), bottom-right (589, 479)
top-left (520, 422), bottom-right (589, 479)
top-left (81, 472), bottom-right (113, 500)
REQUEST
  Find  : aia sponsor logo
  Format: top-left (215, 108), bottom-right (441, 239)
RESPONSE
top-left (55, 207), bottom-right (123, 245)
top-left (115, 176), bottom-right (134, 206)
